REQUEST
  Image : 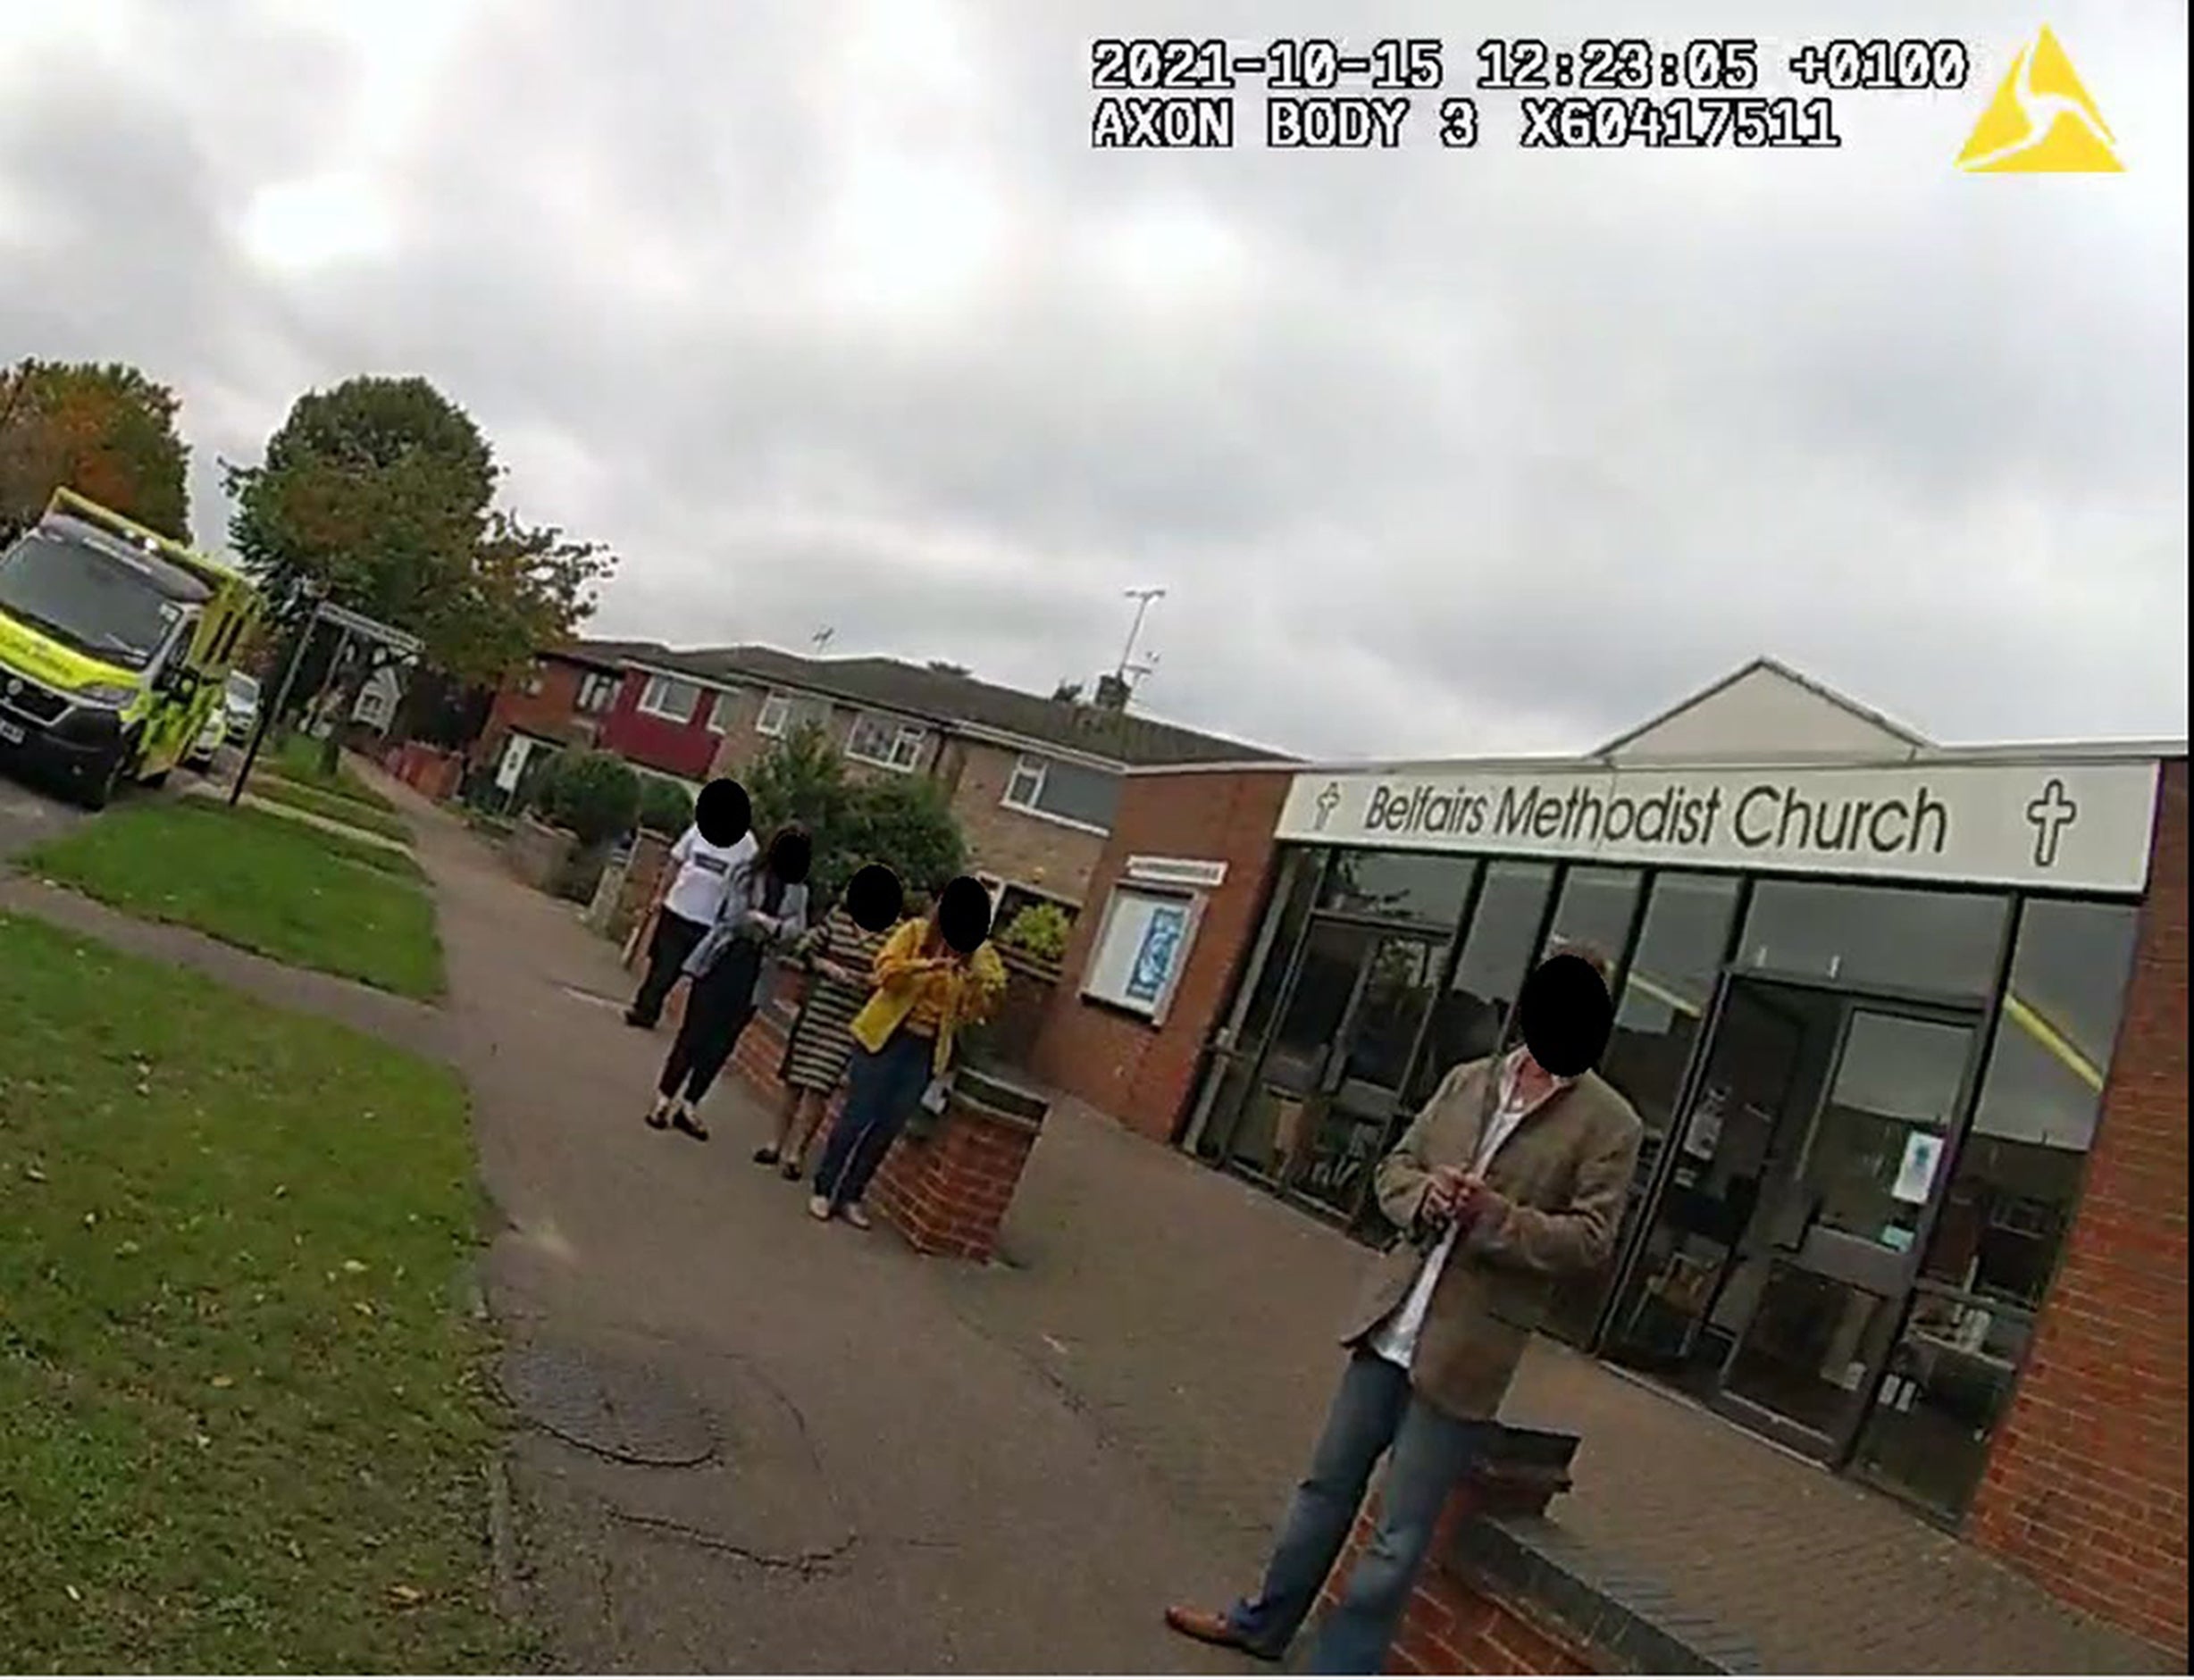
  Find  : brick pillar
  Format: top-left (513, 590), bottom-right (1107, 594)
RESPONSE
top-left (869, 1066), bottom-right (1048, 1263)
top-left (1967, 759), bottom-right (2189, 1660)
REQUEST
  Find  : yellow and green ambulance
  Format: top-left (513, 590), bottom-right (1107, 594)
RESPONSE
top-left (0, 488), bottom-right (262, 808)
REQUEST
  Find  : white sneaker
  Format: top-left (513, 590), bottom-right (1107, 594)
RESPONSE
top-left (843, 1202), bottom-right (872, 1231)
top-left (808, 1195), bottom-right (833, 1222)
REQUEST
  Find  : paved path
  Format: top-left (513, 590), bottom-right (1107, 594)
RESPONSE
top-left (370, 769), bottom-right (1258, 1675)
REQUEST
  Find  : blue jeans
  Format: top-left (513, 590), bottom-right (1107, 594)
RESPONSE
top-left (811, 1029), bottom-right (934, 1209)
top-left (1227, 1350), bottom-right (1490, 1674)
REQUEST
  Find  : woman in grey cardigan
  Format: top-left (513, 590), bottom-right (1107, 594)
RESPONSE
top-left (645, 823), bottom-right (811, 1141)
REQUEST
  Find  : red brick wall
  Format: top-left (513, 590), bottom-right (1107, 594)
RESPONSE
top-left (1968, 757), bottom-right (2189, 1660)
top-left (1031, 766), bottom-right (1291, 1143)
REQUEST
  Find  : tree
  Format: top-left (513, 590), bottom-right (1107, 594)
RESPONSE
top-left (223, 374), bottom-right (617, 753)
top-left (0, 358), bottom-right (192, 545)
top-left (843, 773), bottom-right (967, 906)
top-left (745, 722), bottom-right (967, 908)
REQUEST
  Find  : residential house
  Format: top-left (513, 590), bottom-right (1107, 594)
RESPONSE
top-left (471, 640), bottom-right (640, 801)
top-left (674, 642), bottom-right (1294, 916)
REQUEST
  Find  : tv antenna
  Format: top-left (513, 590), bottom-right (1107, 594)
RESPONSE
top-left (1116, 587), bottom-right (1166, 687)
top-left (809, 625), bottom-right (835, 653)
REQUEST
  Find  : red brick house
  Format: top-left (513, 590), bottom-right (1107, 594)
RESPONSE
top-left (591, 650), bottom-right (742, 783)
top-left (470, 639), bottom-right (638, 799)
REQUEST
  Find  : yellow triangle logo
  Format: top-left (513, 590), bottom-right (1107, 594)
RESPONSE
top-left (1957, 26), bottom-right (2123, 172)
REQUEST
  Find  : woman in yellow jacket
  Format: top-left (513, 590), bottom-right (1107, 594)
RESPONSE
top-left (808, 893), bottom-right (1007, 1227)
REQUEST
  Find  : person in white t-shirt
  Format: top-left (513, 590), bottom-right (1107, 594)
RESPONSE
top-left (625, 820), bottom-right (758, 1028)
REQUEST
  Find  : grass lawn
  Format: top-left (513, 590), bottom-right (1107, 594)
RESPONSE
top-left (269, 734), bottom-right (398, 813)
top-left (0, 911), bottom-right (523, 1672)
top-left (249, 773), bottom-right (415, 842)
top-left (22, 799), bottom-right (442, 999)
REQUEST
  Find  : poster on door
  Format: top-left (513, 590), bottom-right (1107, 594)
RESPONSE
top-left (1891, 1130), bottom-right (1946, 1204)
top-left (495, 734), bottom-right (536, 794)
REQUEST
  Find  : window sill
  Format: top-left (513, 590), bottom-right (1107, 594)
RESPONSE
top-left (999, 799), bottom-right (1112, 838)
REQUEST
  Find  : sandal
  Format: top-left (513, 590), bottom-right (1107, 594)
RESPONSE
top-left (672, 1107), bottom-right (709, 1141)
top-left (753, 1145), bottom-right (781, 1166)
top-left (645, 1100), bottom-right (671, 1130)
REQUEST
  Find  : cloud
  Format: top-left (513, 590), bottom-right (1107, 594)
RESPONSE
top-left (1, 0), bottom-right (2183, 763)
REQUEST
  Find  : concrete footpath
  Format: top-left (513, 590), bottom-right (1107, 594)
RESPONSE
top-left (384, 776), bottom-right (1258, 1673)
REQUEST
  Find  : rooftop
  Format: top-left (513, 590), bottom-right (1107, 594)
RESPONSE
top-left (557, 637), bottom-right (1297, 769)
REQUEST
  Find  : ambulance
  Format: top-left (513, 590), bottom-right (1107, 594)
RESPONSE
top-left (0, 489), bottom-right (262, 808)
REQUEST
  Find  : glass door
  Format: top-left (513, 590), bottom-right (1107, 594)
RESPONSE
top-left (1214, 917), bottom-right (1376, 1183)
top-left (1287, 932), bottom-right (1443, 1224)
top-left (1713, 1005), bottom-right (1983, 1461)
top-left (1604, 979), bottom-right (1816, 1395)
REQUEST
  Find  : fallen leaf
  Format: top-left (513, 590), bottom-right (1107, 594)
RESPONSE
top-left (386, 1584), bottom-right (426, 1609)
top-left (64, 1584), bottom-right (81, 1604)
top-left (24, 1166), bottom-right (46, 1184)
top-left (341, 1259), bottom-right (368, 1275)
top-left (210, 1375), bottom-right (234, 1390)
top-left (82, 1211), bottom-right (97, 1227)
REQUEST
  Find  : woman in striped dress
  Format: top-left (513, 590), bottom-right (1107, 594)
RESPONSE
top-left (753, 899), bottom-right (894, 1179)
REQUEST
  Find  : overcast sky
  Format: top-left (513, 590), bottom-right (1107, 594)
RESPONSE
top-left (3, 0), bottom-right (2184, 760)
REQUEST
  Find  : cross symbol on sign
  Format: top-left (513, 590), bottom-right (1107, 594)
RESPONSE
top-left (1313, 782), bottom-right (1343, 831)
top-left (2025, 777), bottom-right (2080, 869)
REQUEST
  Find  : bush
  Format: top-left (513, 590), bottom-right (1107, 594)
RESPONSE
top-left (745, 722), bottom-right (967, 909)
top-left (532, 748), bottom-right (640, 847)
top-left (1000, 901), bottom-right (1072, 965)
top-left (636, 774), bottom-right (693, 838)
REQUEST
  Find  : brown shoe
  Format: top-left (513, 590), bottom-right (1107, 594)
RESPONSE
top-left (1165, 1604), bottom-right (1272, 1659)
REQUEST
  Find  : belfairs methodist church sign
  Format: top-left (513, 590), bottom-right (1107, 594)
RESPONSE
top-left (1273, 758), bottom-right (2161, 895)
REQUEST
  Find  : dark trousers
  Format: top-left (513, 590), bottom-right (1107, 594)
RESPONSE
top-left (811, 1029), bottom-right (934, 1208)
top-left (656, 949), bottom-right (760, 1104)
top-left (1227, 1350), bottom-right (1490, 1673)
top-left (629, 909), bottom-right (708, 1026)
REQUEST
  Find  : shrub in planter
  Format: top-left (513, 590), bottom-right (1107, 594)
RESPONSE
top-left (1000, 901), bottom-right (1072, 966)
top-left (532, 748), bottom-right (641, 847)
top-left (636, 774), bottom-right (693, 839)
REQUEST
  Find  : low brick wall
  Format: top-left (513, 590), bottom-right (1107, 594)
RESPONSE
top-left (1319, 1484), bottom-right (1590, 1676)
top-left (728, 1002), bottom-right (1046, 1262)
top-left (381, 740), bottom-right (465, 801)
top-left (505, 815), bottom-right (577, 894)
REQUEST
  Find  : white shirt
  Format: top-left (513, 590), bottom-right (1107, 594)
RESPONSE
top-left (659, 824), bottom-right (758, 928)
top-left (1368, 1051), bottom-right (1570, 1370)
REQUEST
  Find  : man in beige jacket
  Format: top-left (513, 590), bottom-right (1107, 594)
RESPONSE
top-left (1167, 946), bottom-right (1642, 1674)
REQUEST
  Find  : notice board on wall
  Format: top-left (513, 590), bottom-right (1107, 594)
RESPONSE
top-left (1082, 883), bottom-right (1201, 1023)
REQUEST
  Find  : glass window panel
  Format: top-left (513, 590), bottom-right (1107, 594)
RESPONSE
top-left (1319, 849), bottom-right (1480, 930)
top-left (1033, 759), bottom-right (1123, 830)
top-left (1411, 861), bottom-right (1555, 1102)
top-left (1540, 865), bottom-right (1642, 966)
top-left (1856, 1289), bottom-right (2033, 1521)
top-left (1922, 899), bottom-right (2141, 1311)
top-left (1723, 1263), bottom-right (1899, 1439)
top-left (1738, 881), bottom-right (2008, 999)
top-left (1223, 920), bottom-right (1372, 1176)
top-left (1803, 1012), bottom-right (1974, 1254)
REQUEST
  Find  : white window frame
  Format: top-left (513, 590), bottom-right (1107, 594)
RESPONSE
top-left (1078, 883), bottom-right (1204, 1026)
top-left (1002, 755), bottom-right (1049, 812)
top-left (845, 712), bottom-right (930, 772)
top-left (999, 751), bottom-right (1116, 836)
top-left (756, 692), bottom-right (793, 738)
top-left (637, 672), bottom-right (705, 723)
top-left (575, 671), bottom-right (617, 713)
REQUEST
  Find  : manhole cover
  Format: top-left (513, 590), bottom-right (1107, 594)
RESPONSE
top-left (498, 1342), bottom-right (716, 1467)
